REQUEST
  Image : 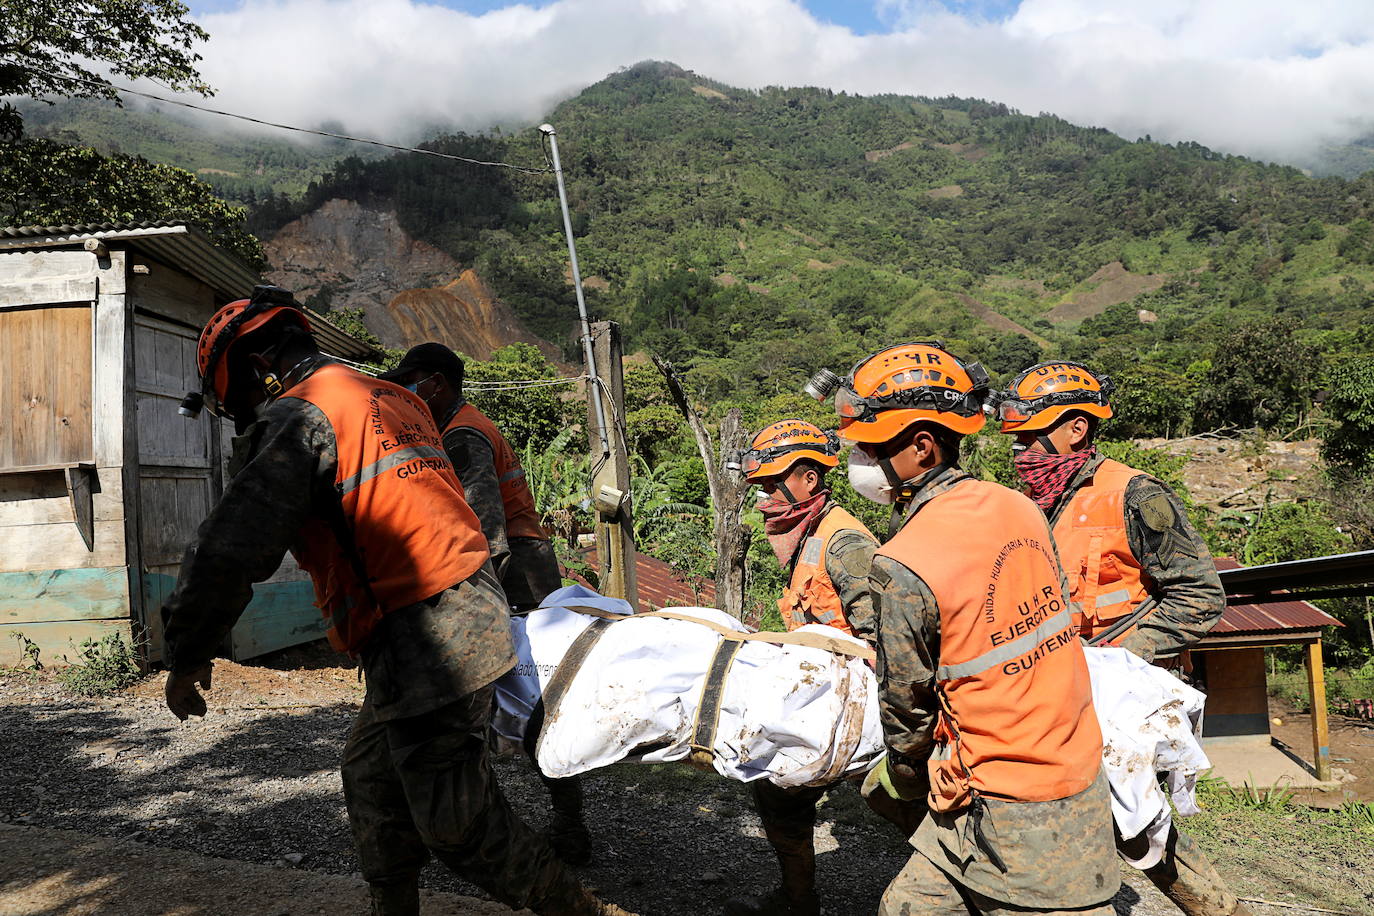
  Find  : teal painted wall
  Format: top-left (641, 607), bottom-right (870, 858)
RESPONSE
top-left (141, 571), bottom-right (325, 662)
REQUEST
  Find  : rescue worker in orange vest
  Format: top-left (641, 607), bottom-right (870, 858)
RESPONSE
top-left (836, 342), bottom-right (1119, 916)
top-left (725, 420), bottom-right (879, 916)
top-left (998, 362), bottom-right (1247, 916)
top-left (379, 342), bottom-right (591, 865)
top-left (159, 287), bottom-right (633, 916)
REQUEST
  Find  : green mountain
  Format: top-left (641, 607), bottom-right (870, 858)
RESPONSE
top-left (251, 61), bottom-right (1374, 437)
top-left (15, 96), bottom-right (373, 203)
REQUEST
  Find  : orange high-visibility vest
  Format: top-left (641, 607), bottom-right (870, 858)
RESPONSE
top-left (289, 364), bottom-right (490, 654)
top-left (879, 478), bottom-right (1102, 813)
top-left (446, 404), bottom-right (550, 541)
top-left (1052, 459), bottom-right (1153, 645)
top-left (778, 504), bottom-right (874, 637)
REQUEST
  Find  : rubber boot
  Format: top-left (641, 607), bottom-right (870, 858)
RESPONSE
top-left (1142, 826), bottom-right (1252, 916)
top-left (543, 773), bottom-right (593, 866)
top-left (723, 886), bottom-right (821, 916)
top-left (366, 879), bottom-right (420, 916)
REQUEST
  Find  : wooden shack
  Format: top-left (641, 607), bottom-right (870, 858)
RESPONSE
top-left (1193, 557), bottom-right (1343, 780)
top-left (0, 222), bottom-right (378, 667)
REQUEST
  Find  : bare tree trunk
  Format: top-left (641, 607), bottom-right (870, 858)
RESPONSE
top-left (653, 355), bottom-right (753, 619)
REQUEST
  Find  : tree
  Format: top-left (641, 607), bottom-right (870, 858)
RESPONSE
top-left (0, 137), bottom-right (264, 268)
top-left (465, 343), bottom-right (578, 453)
top-left (1197, 318), bottom-right (1317, 431)
top-left (987, 332), bottom-right (1043, 379)
top-left (1, 0), bottom-right (210, 139)
top-left (1321, 355), bottom-right (1374, 476)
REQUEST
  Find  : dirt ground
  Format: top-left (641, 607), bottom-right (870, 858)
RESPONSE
top-left (2, 651), bottom-right (1369, 916)
top-left (1269, 695), bottom-right (1374, 805)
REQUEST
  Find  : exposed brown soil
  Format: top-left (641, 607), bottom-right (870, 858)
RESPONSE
top-left (864, 141), bottom-right (916, 163)
top-left (924, 184), bottom-right (964, 199)
top-left (1137, 437), bottom-right (1321, 513)
top-left (1047, 261), bottom-right (1170, 323)
top-left (265, 199), bottom-right (559, 360)
top-left (1270, 696), bottom-right (1374, 806)
top-left (714, 273), bottom-right (738, 287)
top-left (805, 259), bottom-right (843, 271)
top-left (388, 271), bottom-right (563, 364)
top-left (955, 293), bottom-right (1049, 345)
top-left (691, 85), bottom-right (728, 100)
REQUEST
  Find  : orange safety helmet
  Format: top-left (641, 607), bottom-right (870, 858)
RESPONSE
top-left (741, 420), bottom-right (840, 481)
top-left (196, 285), bottom-right (310, 417)
top-left (996, 362), bottom-right (1114, 433)
top-left (835, 342), bottom-right (990, 443)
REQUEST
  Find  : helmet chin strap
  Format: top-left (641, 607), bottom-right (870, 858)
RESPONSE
top-left (774, 480), bottom-right (799, 506)
top-left (1034, 431), bottom-right (1060, 455)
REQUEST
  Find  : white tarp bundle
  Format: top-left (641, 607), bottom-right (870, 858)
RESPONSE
top-left (1083, 646), bottom-right (1212, 868)
top-left (493, 586), bottom-right (1212, 829)
top-left (492, 585), bottom-right (885, 788)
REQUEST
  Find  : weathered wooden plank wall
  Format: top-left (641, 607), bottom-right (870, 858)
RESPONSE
top-left (0, 249), bottom-right (132, 665)
top-left (0, 305), bottom-right (94, 468)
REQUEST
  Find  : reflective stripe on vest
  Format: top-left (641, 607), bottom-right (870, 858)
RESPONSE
top-left (878, 478), bottom-right (1102, 814)
top-left (447, 404), bottom-right (549, 541)
top-left (287, 364), bottom-right (490, 654)
top-left (1052, 458), bottom-right (1153, 645)
top-left (777, 504), bottom-right (875, 637)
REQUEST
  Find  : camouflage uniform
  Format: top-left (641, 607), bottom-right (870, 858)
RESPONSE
top-left (1048, 452), bottom-right (1225, 662)
top-left (870, 466), bottom-right (1119, 916)
top-left (1048, 453), bottom-right (1243, 916)
top-left (438, 401), bottom-right (562, 612)
top-left (160, 359), bottom-right (583, 916)
top-left (734, 502), bottom-right (907, 916)
top-left (435, 400), bottom-right (588, 864)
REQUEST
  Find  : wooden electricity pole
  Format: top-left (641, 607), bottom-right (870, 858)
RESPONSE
top-left (587, 321), bottom-right (639, 608)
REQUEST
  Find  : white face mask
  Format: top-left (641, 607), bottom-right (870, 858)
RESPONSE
top-left (848, 447), bottom-right (895, 504)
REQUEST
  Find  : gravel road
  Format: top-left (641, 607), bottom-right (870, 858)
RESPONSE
top-left (0, 662), bottom-right (1311, 916)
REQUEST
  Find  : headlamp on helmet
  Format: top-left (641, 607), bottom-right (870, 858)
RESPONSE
top-left (190, 285), bottom-right (310, 421)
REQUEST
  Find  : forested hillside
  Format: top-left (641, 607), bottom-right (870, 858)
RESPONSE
top-left (255, 62), bottom-right (1373, 434)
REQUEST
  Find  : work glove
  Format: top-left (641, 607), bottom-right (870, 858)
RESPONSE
top-left (165, 662), bottom-right (213, 721)
top-left (861, 754), bottom-right (927, 802)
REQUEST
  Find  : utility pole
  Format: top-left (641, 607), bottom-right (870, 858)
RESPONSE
top-left (586, 321), bottom-right (639, 607)
top-left (539, 123), bottom-right (637, 607)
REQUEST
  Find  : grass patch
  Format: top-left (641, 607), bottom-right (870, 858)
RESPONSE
top-left (1185, 778), bottom-right (1374, 911)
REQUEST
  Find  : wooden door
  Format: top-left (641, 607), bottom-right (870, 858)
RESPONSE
top-left (132, 313), bottom-right (220, 658)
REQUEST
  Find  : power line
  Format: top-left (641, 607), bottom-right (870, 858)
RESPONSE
top-left (19, 64), bottom-right (552, 175)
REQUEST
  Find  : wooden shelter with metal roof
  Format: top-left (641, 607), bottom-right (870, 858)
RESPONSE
top-left (1194, 557), bottom-right (1346, 782)
top-left (0, 222), bottom-right (380, 667)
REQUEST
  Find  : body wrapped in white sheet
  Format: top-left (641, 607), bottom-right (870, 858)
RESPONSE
top-left (492, 585), bottom-right (884, 787)
top-left (493, 586), bottom-right (1212, 829)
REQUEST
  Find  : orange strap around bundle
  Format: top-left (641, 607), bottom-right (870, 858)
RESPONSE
top-left (560, 604), bottom-right (877, 661)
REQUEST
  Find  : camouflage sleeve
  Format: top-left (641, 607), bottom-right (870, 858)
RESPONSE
top-left (870, 553), bottom-right (941, 784)
top-left (1121, 476), bottom-right (1226, 661)
top-left (825, 530), bottom-right (878, 643)
top-left (161, 398), bottom-right (334, 674)
top-left (442, 427), bottom-right (509, 575)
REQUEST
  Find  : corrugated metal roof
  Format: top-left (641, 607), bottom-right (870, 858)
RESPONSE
top-left (566, 547), bottom-right (717, 611)
top-left (0, 221), bottom-right (380, 361)
top-left (1212, 557), bottom-right (1342, 635)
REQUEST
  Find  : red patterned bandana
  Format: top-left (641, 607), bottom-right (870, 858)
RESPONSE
top-left (1014, 448), bottom-right (1095, 511)
top-left (759, 490), bottom-right (831, 567)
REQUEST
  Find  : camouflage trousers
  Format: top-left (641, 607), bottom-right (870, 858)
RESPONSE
top-left (1119, 823), bottom-right (1244, 916)
top-left (341, 683), bottom-right (578, 915)
top-left (752, 778), bottom-right (928, 902)
top-left (878, 850), bottom-right (1115, 916)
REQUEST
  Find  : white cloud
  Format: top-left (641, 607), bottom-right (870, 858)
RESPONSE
top-left (173, 0), bottom-right (1374, 165)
